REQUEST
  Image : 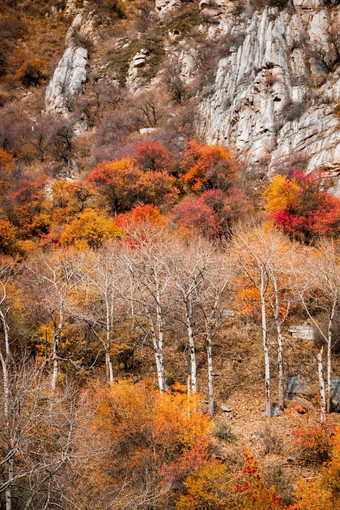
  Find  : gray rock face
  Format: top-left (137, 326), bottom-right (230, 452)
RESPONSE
top-left (289, 323), bottom-right (314, 340)
top-left (45, 46), bottom-right (88, 113)
top-left (155, 0), bottom-right (183, 18)
top-left (331, 379), bottom-right (340, 412)
top-left (199, 3), bottom-right (340, 176)
top-left (286, 375), bottom-right (314, 403)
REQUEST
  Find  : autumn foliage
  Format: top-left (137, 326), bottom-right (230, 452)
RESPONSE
top-left (84, 380), bottom-right (211, 507)
top-left (180, 141), bottom-right (239, 192)
top-left (265, 172), bottom-right (340, 241)
top-left (291, 427), bottom-right (340, 510)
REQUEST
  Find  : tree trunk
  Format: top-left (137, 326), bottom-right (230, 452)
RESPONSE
top-left (155, 297), bottom-right (165, 393)
top-left (185, 299), bottom-right (197, 394)
top-left (277, 324), bottom-right (284, 410)
top-left (1, 311), bottom-right (12, 510)
top-left (6, 455), bottom-right (14, 510)
top-left (105, 293), bottom-right (114, 384)
top-left (0, 350), bottom-right (12, 510)
top-left (0, 310), bottom-right (10, 359)
top-left (155, 347), bottom-right (165, 393)
top-left (326, 301), bottom-right (336, 413)
top-left (105, 350), bottom-right (114, 383)
top-left (317, 348), bottom-right (326, 423)
top-left (260, 270), bottom-right (271, 417)
top-left (51, 335), bottom-right (58, 395)
top-left (206, 331), bottom-right (214, 417)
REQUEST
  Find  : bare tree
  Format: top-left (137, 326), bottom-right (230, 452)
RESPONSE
top-left (133, 92), bottom-right (166, 129)
top-left (198, 247), bottom-right (231, 416)
top-left (0, 258), bottom-right (17, 510)
top-left (166, 240), bottom-right (209, 394)
top-left (292, 239), bottom-right (340, 413)
top-left (120, 227), bottom-right (173, 392)
top-left (24, 251), bottom-right (84, 394)
top-left (0, 363), bottom-right (81, 510)
top-left (233, 226), bottom-right (291, 416)
top-left (78, 245), bottom-right (127, 383)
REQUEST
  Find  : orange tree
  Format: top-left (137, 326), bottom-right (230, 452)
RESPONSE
top-left (58, 208), bottom-right (122, 249)
top-left (82, 380), bottom-right (211, 509)
top-left (180, 141), bottom-right (239, 193)
top-left (87, 157), bottom-right (178, 215)
top-left (115, 203), bottom-right (166, 232)
top-left (133, 141), bottom-right (173, 172)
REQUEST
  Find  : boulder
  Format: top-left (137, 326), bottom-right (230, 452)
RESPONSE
top-left (155, 0), bottom-right (183, 18)
top-left (286, 375), bottom-right (314, 403)
top-left (331, 379), bottom-right (340, 412)
top-left (289, 322), bottom-right (314, 340)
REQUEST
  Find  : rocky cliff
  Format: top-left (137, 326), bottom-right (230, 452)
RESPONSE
top-left (199, 0), bottom-right (340, 176)
top-left (45, 0), bottom-right (340, 184)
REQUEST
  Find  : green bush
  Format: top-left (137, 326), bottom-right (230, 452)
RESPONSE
top-left (213, 422), bottom-right (237, 443)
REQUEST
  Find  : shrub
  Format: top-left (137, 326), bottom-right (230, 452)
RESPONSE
top-left (0, 148), bottom-right (14, 175)
top-left (213, 422), bottom-right (237, 443)
top-left (289, 403), bottom-right (335, 464)
top-left (262, 423), bottom-right (282, 455)
top-left (15, 59), bottom-right (48, 87)
top-left (284, 101), bottom-right (307, 123)
top-left (291, 427), bottom-right (340, 509)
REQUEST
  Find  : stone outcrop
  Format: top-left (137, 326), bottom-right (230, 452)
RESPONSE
top-left (44, 0), bottom-right (340, 180)
top-left (45, 45), bottom-right (88, 113)
top-left (45, 7), bottom-right (92, 115)
top-left (331, 379), bottom-right (340, 412)
top-left (199, 1), bottom-right (340, 176)
top-left (155, 0), bottom-right (183, 18)
top-left (289, 323), bottom-right (314, 340)
top-left (286, 374), bottom-right (314, 404)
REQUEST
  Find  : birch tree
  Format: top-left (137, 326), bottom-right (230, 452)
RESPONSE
top-left (0, 258), bottom-right (17, 510)
top-left (233, 226), bottom-right (291, 416)
top-left (78, 246), bottom-right (127, 383)
top-left (121, 227), bottom-right (173, 393)
top-left (198, 248), bottom-right (231, 416)
top-left (0, 364), bottom-right (81, 510)
top-left (293, 239), bottom-right (340, 413)
top-left (166, 238), bottom-right (211, 394)
top-left (25, 250), bottom-right (83, 394)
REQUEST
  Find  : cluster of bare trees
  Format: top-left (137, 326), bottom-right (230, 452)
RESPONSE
top-left (232, 227), bottom-right (339, 418)
top-left (0, 224), bottom-right (339, 507)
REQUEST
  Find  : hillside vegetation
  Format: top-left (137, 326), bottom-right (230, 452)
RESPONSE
top-left (0, 1), bottom-right (340, 509)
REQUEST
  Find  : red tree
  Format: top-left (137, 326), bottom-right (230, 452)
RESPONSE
top-left (133, 141), bottom-right (172, 172)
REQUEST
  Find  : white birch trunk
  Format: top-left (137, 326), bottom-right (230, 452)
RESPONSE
top-left (51, 335), bottom-right (59, 395)
top-left (1, 308), bottom-right (12, 510)
top-left (185, 299), bottom-right (197, 394)
top-left (0, 309), bottom-right (10, 358)
top-left (317, 348), bottom-right (327, 423)
top-left (270, 270), bottom-right (285, 410)
top-left (155, 347), bottom-right (165, 393)
top-left (261, 269), bottom-right (271, 417)
top-left (326, 300), bottom-right (336, 412)
top-left (0, 349), bottom-right (12, 510)
top-left (105, 292), bottom-right (114, 384)
top-left (155, 297), bottom-right (165, 393)
top-left (206, 331), bottom-right (214, 417)
top-left (105, 350), bottom-right (114, 383)
top-left (6, 455), bottom-right (14, 510)
top-left (277, 324), bottom-right (284, 410)
top-left (146, 300), bottom-right (165, 393)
